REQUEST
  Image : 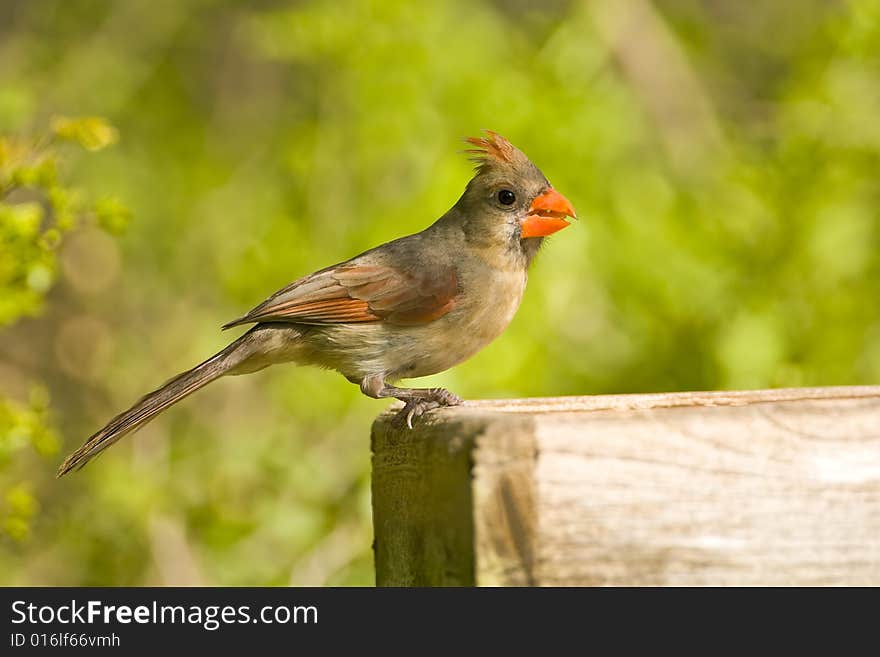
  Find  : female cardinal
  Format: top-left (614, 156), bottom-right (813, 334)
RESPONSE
top-left (58, 131), bottom-right (576, 475)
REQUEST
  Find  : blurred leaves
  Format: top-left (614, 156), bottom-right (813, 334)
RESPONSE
top-left (0, 387), bottom-right (59, 463)
top-left (3, 485), bottom-right (40, 542)
top-left (0, 0), bottom-right (879, 584)
top-left (0, 388), bottom-right (58, 542)
top-left (0, 120), bottom-right (123, 546)
top-left (0, 124), bottom-right (126, 325)
top-left (51, 116), bottom-right (119, 152)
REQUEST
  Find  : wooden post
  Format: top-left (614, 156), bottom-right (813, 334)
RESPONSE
top-left (371, 386), bottom-right (880, 586)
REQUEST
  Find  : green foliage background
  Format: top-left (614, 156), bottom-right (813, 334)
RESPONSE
top-left (1, 0), bottom-right (879, 585)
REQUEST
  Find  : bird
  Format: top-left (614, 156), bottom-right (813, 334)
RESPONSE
top-left (57, 131), bottom-right (576, 476)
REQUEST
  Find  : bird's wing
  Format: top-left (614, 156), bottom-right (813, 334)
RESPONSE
top-left (223, 262), bottom-right (459, 328)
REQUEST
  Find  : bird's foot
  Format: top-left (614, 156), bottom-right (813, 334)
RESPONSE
top-left (393, 388), bottom-right (463, 429)
top-left (394, 399), bottom-right (440, 429)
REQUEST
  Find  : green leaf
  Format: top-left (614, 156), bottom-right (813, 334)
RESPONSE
top-left (51, 115), bottom-right (119, 151)
top-left (1, 201), bottom-right (43, 238)
top-left (93, 196), bottom-right (130, 234)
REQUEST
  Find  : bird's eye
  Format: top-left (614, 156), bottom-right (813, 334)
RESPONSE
top-left (497, 189), bottom-right (516, 206)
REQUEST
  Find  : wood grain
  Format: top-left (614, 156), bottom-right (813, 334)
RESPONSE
top-left (371, 387), bottom-right (880, 586)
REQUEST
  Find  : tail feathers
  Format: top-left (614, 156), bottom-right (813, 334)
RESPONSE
top-left (57, 341), bottom-right (242, 477)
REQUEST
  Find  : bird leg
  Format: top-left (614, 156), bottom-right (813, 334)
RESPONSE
top-left (359, 376), bottom-right (463, 429)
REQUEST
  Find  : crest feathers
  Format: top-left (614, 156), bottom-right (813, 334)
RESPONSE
top-left (463, 130), bottom-right (517, 171)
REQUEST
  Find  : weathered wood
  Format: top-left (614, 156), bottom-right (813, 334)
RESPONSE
top-left (371, 386), bottom-right (880, 586)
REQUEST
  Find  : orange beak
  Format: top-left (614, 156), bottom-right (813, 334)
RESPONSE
top-left (521, 188), bottom-right (576, 238)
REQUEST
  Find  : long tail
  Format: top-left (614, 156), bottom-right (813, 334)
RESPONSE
top-left (57, 332), bottom-right (256, 477)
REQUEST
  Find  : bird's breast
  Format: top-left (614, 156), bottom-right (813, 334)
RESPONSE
top-left (459, 266), bottom-right (527, 342)
top-left (394, 264), bottom-right (527, 379)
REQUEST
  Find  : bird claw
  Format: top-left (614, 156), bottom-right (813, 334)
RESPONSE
top-left (392, 389), bottom-right (463, 429)
top-left (433, 389), bottom-right (463, 406)
top-left (398, 399), bottom-right (440, 429)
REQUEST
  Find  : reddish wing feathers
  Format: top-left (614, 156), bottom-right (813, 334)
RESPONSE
top-left (346, 265), bottom-right (459, 326)
top-left (223, 264), bottom-right (459, 328)
top-left (248, 297), bottom-right (379, 323)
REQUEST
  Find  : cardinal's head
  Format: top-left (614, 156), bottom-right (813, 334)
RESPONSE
top-left (453, 131), bottom-right (576, 262)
